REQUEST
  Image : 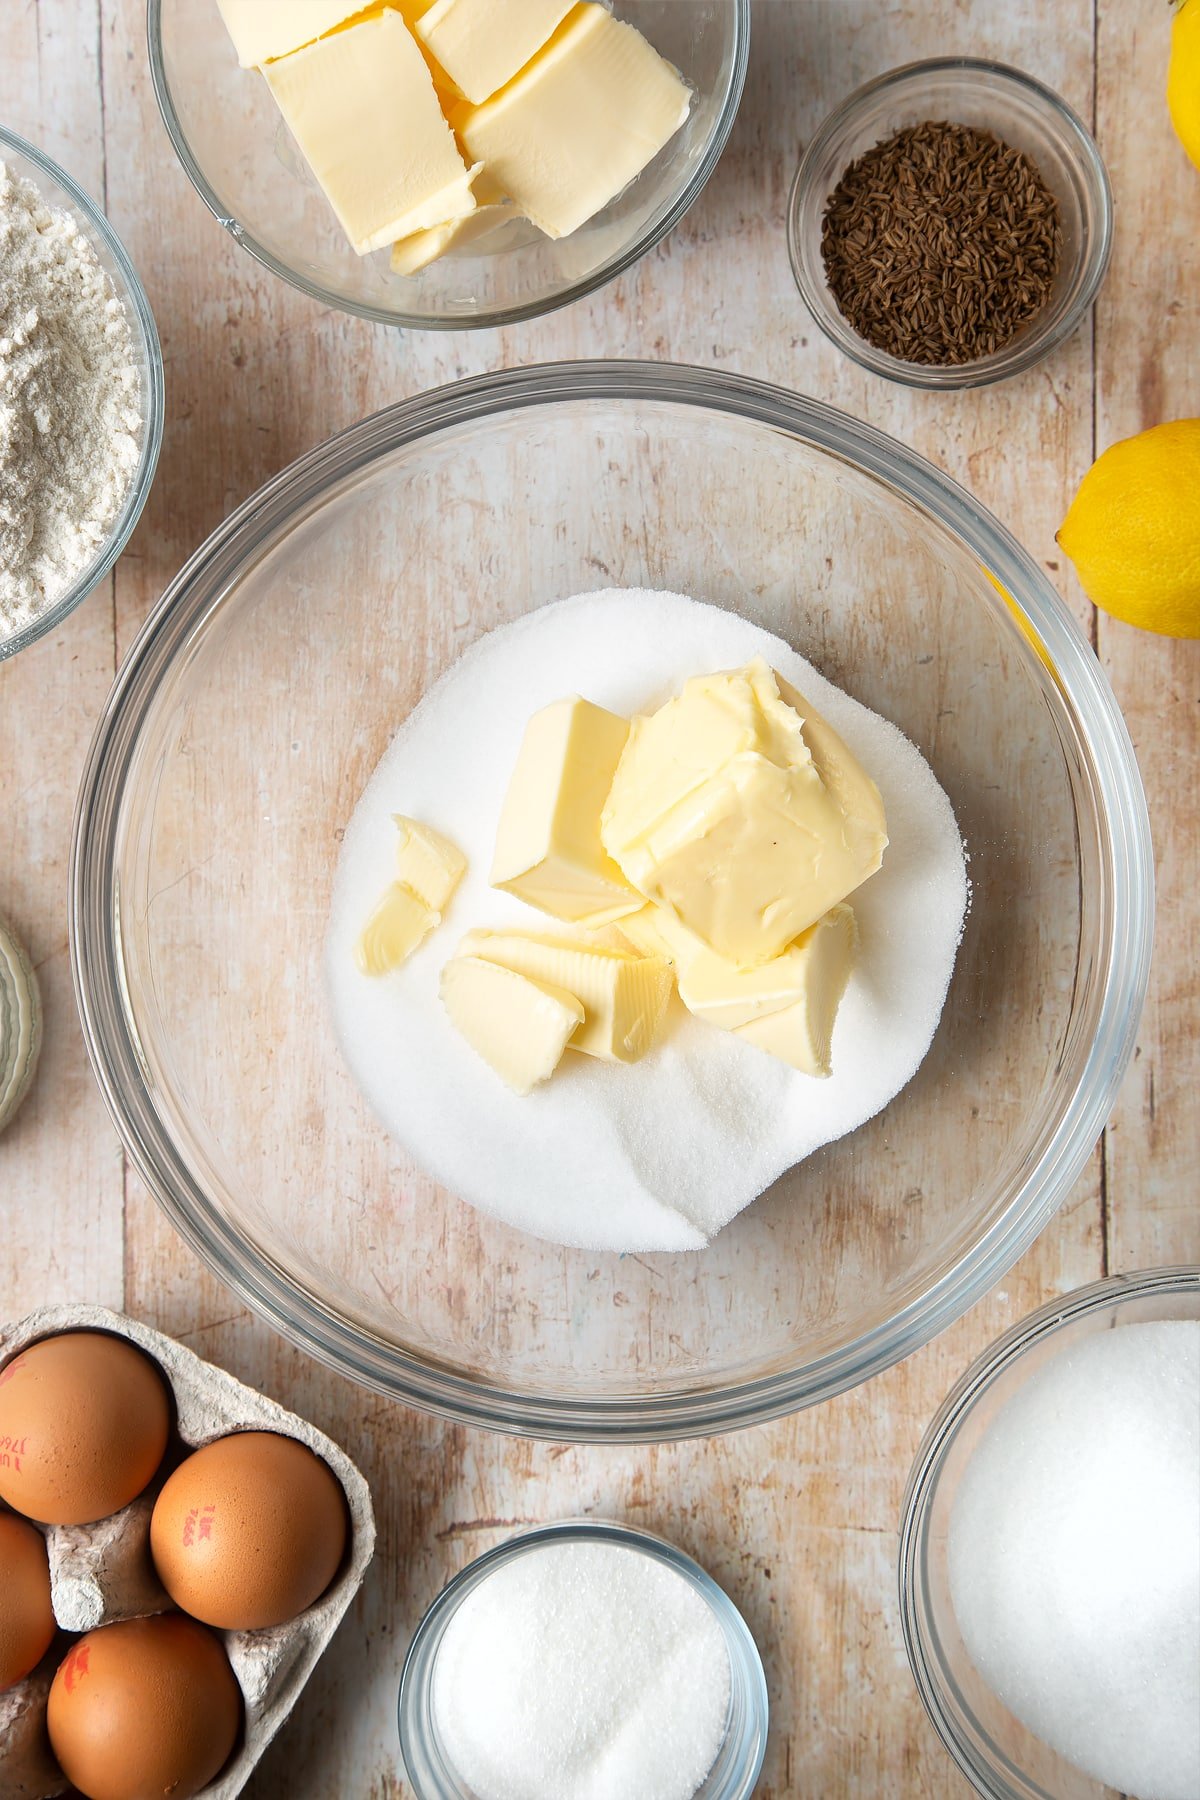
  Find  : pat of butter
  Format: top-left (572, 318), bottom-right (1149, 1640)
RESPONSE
top-left (460, 930), bottom-right (672, 1063)
top-left (491, 696), bottom-right (641, 926)
top-left (454, 2), bottom-right (691, 239)
top-left (690, 905), bottom-right (858, 1079)
top-left (264, 10), bottom-right (479, 254)
top-left (215, 0), bottom-right (368, 69)
top-left (614, 904), bottom-right (707, 973)
top-left (601, 659), bottom-right (887, 968)
top-left (417, 0), bottom-right (575, 103)
top-left (441, 955), bottom-right (583, 1094)
top-left (393, 815), bottom-right (466, 911)
top-left (356, 882), bottom-right (438, 974)
top-left (391, 192), bottom-right (517, 274)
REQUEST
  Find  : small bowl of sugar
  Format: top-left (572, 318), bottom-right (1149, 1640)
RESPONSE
top-left (900, 1266), bottom-right (1200, 1800)
top-left (788, 59), bottom-right (1113, 390)
top-left (398, 1518), bottom-right (768, 1800)
top-left (0, 125), bottom-right (163, 662)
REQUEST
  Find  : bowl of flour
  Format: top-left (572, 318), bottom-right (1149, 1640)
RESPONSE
top-left (0, 125), bottom-right (163, 661)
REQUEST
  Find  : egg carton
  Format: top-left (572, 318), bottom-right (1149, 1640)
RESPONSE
top-left (0, 1305), bottom-right (376, 1800)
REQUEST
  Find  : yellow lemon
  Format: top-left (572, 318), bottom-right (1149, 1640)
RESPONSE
top-left (1169, 0), bottom-right (1200, 170)
top-left (1057, 420), bottom-right (1200, 638)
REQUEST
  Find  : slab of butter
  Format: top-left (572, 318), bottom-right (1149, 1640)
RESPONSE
top-left (394, 814), bottom-right (466, 910)
top-left (356, 815), bottom-right (465, 973)
top-left (691, 905), bottom-right (858, 1078)
top-left (616, 901), bottom-right (858, 1077)
top-left (460, 929), bottom-right (672, 1063)
top-left (602, 659), bottom-right (887, 968)
top-left (355, 882), bottom-right (438, 974)
top-left (264, 8), bottom-right (480, 254)
top-left (216, 0), bottom-right (368, 69)
top-left (454, 2), bottom-right (691, 239)
top-left (441, 955), bottom-right (583, 1094)
top-left (416, 0), bottom-right (575, 103)
top-left (391, 171), bottom-right (517, 273)
top-left (491, 695), bottom-right (641, 926)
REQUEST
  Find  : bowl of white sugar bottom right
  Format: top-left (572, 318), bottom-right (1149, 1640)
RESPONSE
top-left (397, 1519), bottom-right (768, 1800)
top-left (900, 1267), bottom-right (1200, 1800)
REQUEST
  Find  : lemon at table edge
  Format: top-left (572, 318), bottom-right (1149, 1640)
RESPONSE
top-left (1169, 0), bottom-right (1200, 170)
top-left (1056, 420), bottom-right (1200, 639)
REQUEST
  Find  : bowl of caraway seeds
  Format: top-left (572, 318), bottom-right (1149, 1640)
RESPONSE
top-left (788, 59), bottom-right (1112, 389)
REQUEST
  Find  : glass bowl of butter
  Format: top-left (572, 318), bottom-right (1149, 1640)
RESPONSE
top-left (71, 362), bottom-right (1152, 1439)
top-left (148, 0), bottom-right (749, 328)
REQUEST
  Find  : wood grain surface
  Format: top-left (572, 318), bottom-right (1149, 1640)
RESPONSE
top-left (2, 3), bottom-right (1197, 1796)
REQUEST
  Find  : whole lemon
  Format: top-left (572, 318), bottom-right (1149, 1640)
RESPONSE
top-left (1169, 0), bottom-right (1200, 169)
top-left (1057, 420), bottom-right (1200, 638)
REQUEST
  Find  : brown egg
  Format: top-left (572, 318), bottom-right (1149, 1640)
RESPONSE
top-left (47, 1614), bottom-right (240, 1800)
top-left (0, 1332), bottom-right (171, 1526)
top-left (150, 1430), bottom-right (347, 1630)
top-left (0, 1512), bottom-right (56, 1691)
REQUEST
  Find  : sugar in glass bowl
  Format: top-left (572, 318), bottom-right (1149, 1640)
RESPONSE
top-left (788, 59), bottom-right (1113, 390)
top-left (398, 1519), bottom-right (768, 1799)
top-left (70, 363), bottom-right (1152, 1440)
top-left (0, 126), bottom-right (163, 662)
top-left (899, 1267), bottom-right (1200, 1800)
top-left (148, 0), bottom-right (749, 329)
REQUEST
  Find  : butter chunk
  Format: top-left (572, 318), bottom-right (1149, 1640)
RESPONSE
top-left (441, 955), bottom-right (583, 1094)
top-left (393, 815), bottom-right (466, 911)
top-left (455, 2), bottom-right (691, 239)
top-left (601, 659), bottom-right (887, 968)
top-left (391, 194), bottom-right (518, 274)
top-left (694, 905), bottom-right (858, 1079)
top-left (491, 696), bottom-right (641, 926)
top-left (614, 904), bottom-right (707, 973)
top-left (264, 10), bottom-right (479, 254)
top-left (355, 882), bottom-right (438, 974)
top-left (461, 930), bottom-right (672, 1063)
top-left (216, 0), bottom-right (367, 68)
top-left (417, 0), bottom-right (575, 103)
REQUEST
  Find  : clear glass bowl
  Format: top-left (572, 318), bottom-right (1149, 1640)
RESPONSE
top-left (899, 1267), bottom-right (1200, 1800)
top-left (397, 1518), bottom-right (768, 1800)
top-left (148, 0), bottom-right (749, 329)
top-left (787, 59), bottom-right (1113, 390)
top-left (70, 363), bottom-right (1153, 1441)
top-left (0, 126), bottom-right (164, 662)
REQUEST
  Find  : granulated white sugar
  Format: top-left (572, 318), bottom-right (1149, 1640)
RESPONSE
top-left (0, 159), bottom-right (140, 638)
top-left (430, 1539), bottom-right (732, 1800)
top-left (949, 1320), bottom-right (1200, 1800)
top-left (326, 589), bottom-right (968, 1252)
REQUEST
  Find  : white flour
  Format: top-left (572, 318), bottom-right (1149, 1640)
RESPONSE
top-left (0, 159), bottom-right (141, 639)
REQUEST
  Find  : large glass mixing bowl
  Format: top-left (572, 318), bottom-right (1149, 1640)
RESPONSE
top-left (70, 364), bottom-right (1152, 1440)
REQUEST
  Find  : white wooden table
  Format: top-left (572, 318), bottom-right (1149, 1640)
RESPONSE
top-left (2, 3), bottom-right (1197, 1793)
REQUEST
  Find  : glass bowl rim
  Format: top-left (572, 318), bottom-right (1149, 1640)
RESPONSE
top-left (396, 1516), bottom-right (769, 1800)
top-left (897, 1265), bottom-right (1200, 1800)
top-left (786, 55), bottom-right (1114, 392)
top-left (0, 124), bottom-right (165, 662)
top-left (69, 359), bottom-right (1154, 1442)
top-left (144, 0), bottom-right (751, 332)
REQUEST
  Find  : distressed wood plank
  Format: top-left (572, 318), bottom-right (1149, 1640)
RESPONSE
top-left (0, 0), bottom-right (124, 1318)
top-left (1094, 0), bottom-right (1200, 1274)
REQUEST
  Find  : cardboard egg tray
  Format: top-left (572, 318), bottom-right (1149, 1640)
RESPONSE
top-left (0, 1305), bottom-right (376, 1799)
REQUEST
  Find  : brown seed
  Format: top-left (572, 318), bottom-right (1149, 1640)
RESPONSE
top-left (819, 119), bottom-right (1062, 366)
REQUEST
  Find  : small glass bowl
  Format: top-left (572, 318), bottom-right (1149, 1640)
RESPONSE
top-left (148, 0), bottom-right (749, 330)
top-left (0, 126), bottom-right (164, 661)
top-left (398, 1518), bottom-right (768, 1799)
top-left (899, 1267), bottom-right (1200, 1800)
top-left (788, 58), bottom-right (1113, 390)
